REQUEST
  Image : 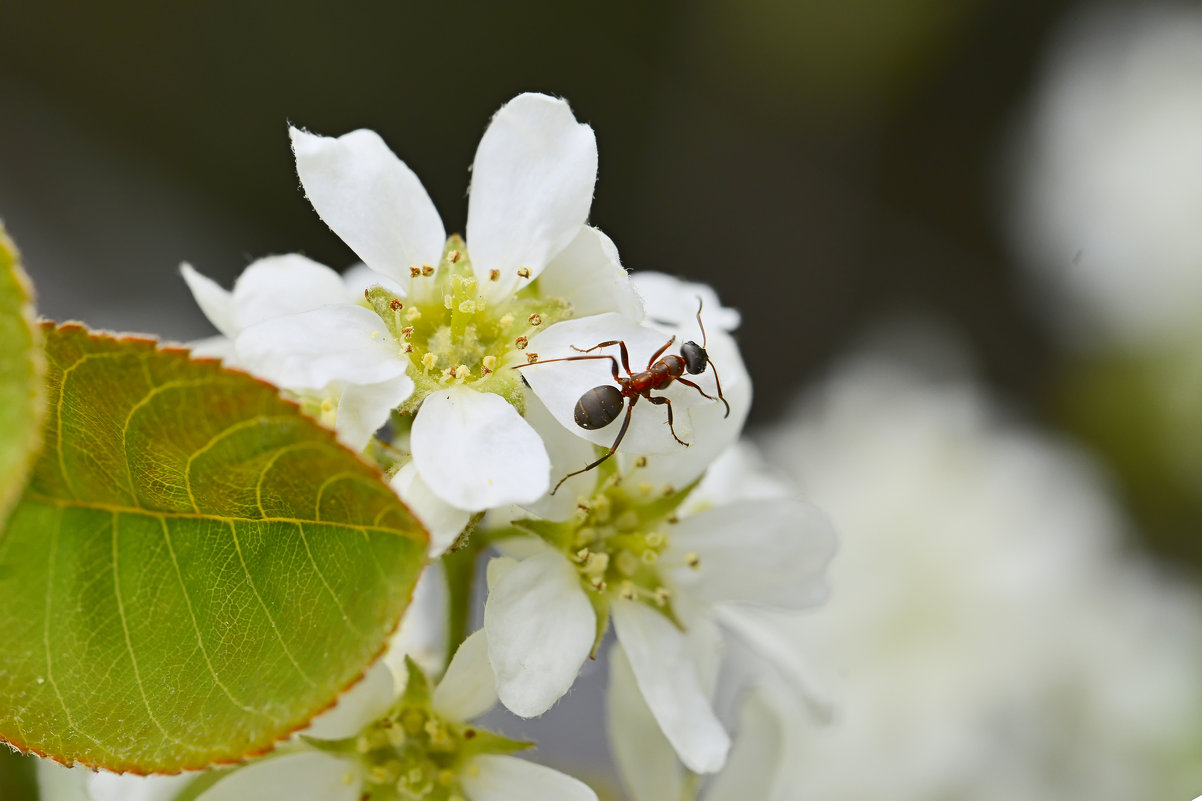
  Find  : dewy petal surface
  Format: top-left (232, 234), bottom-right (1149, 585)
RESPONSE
top-left (459, 755), bottom-right (598, 801)
top-left (389, 461), bottom-right (471, 557)
top-left (235, 305), bottom-right (408, 389)
top-left (671, 499), bottom-right (837, 609)
top-left (538, 226), bottom-right (644, 322)
top-left (231, 254), bottom-right (350, 330)
top-left (291, 126), bottom-right (445, 285)
top-left (484, 549), bottom-right (595, 717)
top-left (611, 599), bottom-right (730, 774)
top-left (196, 751), bottom-right (361, 801)
top-left (467, 93), bottom-right (598, 301)
top-left (606, 645), bottom-right (685, 801)
top-left (432, 629), bottom-right (498, 722)
top-left (181, 263), bottom-right (237, 339)
top-left (410, 385), bottom-right (551, 510)
top-left (336, 374), bottom-right (416, 452)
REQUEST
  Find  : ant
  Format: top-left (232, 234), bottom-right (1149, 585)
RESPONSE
top-left (516, 299), bottom-right (730, 494)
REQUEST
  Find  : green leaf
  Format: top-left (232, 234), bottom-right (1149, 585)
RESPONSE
top-left (0, 324), bottom-right (428, 773)
top-left (0, 225), bottom-right (45, 523)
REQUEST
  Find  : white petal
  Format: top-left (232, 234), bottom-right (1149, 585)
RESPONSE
top-left (606, 646), bottom-right (685, 801)
top-left (485, 555), bottom-right (519, 591)
top-left (538, 226), bottom-right (644, 321)
top-left (524, 314), bottom-right (703, 456)
top-left (410, 386), bottom-right (550, 510)
top-left (235, 305), bottom-right (408, 389)
top-left (632, 271), bottom-right (741, 332)
top-left (336, 374), bottom-right (415, 452)
top-left (89, 772), bottom-right (194, 801)
top-left (610, 599), bottom-right (730, 774)
top-left (703, 688), bottom-right (784, 801)
top-left (189, 335), bottom-right (235, 361)
top-left (197, 752), bottom-right (359, 801)
top-left (685, 443), bottom-right (793, 510)
top-left (302, 659), bottom-right (396, 741)
top-left (671, 499), bottom-right (836, 609)
top-left (432, 629), bottom-right (497, 721)
top-left (467, 93), bottom-right (597, 301)
top-left (516, 388), bottom-right (602, 521)
top-left (291, 126), bottom-right (445, 285)
top-left (181, 263), bottom-right (237, 338)
top-left (341, 262), bottom-right (407, 297)
top-left (459, 755), bottom-right (597, 801)
top-left (231, 254), bottom-right (350, 330)
top-left (384, 561), bottom-right (449, 688)
top-left (35, 762), bottom-right (90, 801)
top-left (390, 461), bottom-right (472, 556)
top-left (483, 549), bottom-right (595, 717)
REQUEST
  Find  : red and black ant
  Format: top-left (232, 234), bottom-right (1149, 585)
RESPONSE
top-left (516, 300), bottom-right (730, 494)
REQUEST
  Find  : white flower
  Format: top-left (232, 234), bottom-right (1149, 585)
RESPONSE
top-left (192, 631), bottom-right (598, 801)
top-left (180, 255), bottom-right (413, 452)
top-left (480, 439), bottom-right (836, 776)
top-left (758, 348), bottom-right (1202, 800)
top-left (1010, 3), bottom-right (1202, 348)
top-left (185, 93), bottom-right (644, 518)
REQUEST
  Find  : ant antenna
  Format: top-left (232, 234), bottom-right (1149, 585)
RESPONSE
top-left (694, 296), bottom-right (730, 418)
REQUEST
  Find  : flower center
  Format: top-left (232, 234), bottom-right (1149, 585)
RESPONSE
top-left (353, 704), bottom-right (471, 801)
top-left (363, 236), bottom-right (569, 413)
top-left (554, 466), bottom-right (701, 614)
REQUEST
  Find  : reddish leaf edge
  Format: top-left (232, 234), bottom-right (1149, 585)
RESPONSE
top-left (0, 321), bottom-right (431, 776)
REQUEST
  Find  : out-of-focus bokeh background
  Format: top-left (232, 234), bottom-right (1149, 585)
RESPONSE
top-left (3, 1), bottom-right (1201, 799)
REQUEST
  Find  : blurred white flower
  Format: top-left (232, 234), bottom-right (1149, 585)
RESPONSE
top-left (754, 349), bottom-right (1202, 800)
top-left (1011, 3), bottom-right (1202, 348)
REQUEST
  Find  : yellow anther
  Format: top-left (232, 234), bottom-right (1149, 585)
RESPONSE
top-left (638, 482), bottom-right (654, 496)
top-left (422, 263), bottom-right (435, 276)
top-left (515, 335), bottom-right (528, 349)
top-left (401, 326), bottom-right (414, 339)
top-left (458, 299), bottom-right (477, 314)
top-left (454, 364), bottom-right (470, 380)
top-left (489, 269), bottom-right (501, 281)
top-left (422, 353), bottom-right (438, 371)
top-left (406, 307), bottom-right (422, 321)
top-left (448, 249), bottom-right (461, 263)
top-left (528, 313), bottom-right (543, 326)
top-left (619, 581), bottom-right (638, 601)
top-left (654, 586), bottom-right (671, 606)
top-left (481, 355), bottom-right (497, 374)
top-left (640, 549), bottom-right (659, 565)
top-left (444, 294), bottom-right (454, 310)
top-left (499, 313), bottom-right (515, 329)
top-left (645, 531), bottom-right (665, 548)
top-left (517, 266), bottom-right (532, 279)
top-left (526, 352), bottom-right (539, 363)
top-left (616, 550), bottom-right (640, 577)
top-left (574, 527), bottom-right (597, 546)
top-left (616, 510), bottom-right (639, 530)
top-left (409, 265), bottom-right (421, 278)
top-left (685, 552), bottom-right (701, 569)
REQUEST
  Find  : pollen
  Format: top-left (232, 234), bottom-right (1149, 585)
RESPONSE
top-left (634, 456), bottom-right (648, 469)
top-left (454, 364), bottom-right (470, 379)
top-left (499, 313), bottom-right (514, 329)
top-left (401, 326), bottom-right (414, 339)
top-left (517, 266), bottom-right (531, 279)
top-left (422, 353), bottom-right (438, 371)
top-left (528, 313), bottom-right (543, 326)
top-left (515, 336), bottom-right (529, 349)
top-left (410, 265), bottom-right (421, 278)
top-left (481, 355), bottom-right (497, 374)
top-left (406, 307), bottom-right (421, 321)
top-left (389, 299), bottom-right (403, 311)
top-left (489, 268), bottom-right (500, 281)
top-left (422, 263), bottom-right (435, 276)
top-left (526, 352), bottom-right (539, 363)
top-left (448, 249), bottom-right (461, 263)
top-left (458, 299), bottom-right (477, 314)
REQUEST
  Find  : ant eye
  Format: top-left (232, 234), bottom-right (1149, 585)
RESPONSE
top-left (681, 341), bottom-right (708, 375)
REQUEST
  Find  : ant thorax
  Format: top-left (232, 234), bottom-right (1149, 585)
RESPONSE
top-left (361, 235), bottom-right (570, 413)
top-left (513, 459), bottom-right (703, 631)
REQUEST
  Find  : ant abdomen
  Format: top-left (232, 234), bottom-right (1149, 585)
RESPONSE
top-left (574, 385), bottom-right (625, 430)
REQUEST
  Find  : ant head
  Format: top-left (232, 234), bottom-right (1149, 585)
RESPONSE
top-left (680, 341), bottom-right (708, 375)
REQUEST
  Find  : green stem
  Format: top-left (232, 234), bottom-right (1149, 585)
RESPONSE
top-left (442, 540), bottom-right (481, 666)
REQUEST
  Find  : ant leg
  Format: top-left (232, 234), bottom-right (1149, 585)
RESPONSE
top-left (646, 394), bottom-right (689, 447)
top-left (645, 336), bottom-right (676, 369)
top-left (571, 340), bottom-right (632, 375)
top-left (551, 397), bottom-right (638, 495)
top-left (513, 353), bottom-right (621, 381)
top-left (676, 376), bottom-right (731, 418)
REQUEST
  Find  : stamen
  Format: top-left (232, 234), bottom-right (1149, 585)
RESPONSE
top-left (481, 355), bottom-right (497, 374)
top-left (422, 353), bottom-right (438, 371)
top-left (525, 352), bottom-right (539, 363)
top-left (685, 552), bottom-right (701, 569)
top-left (422, 264), bottom-right (435, 276)
top-left (527, 313), bottom-right (542, 326)
top-left (489, 269), bottom-right (500, 281)
top-left (448, 249), bottom-right (461, 263)
top-left (401, 326), bottom-right (414, 339)
top-left (458, 299), bottom-right (477, 314)
top-left (514, 336), bottom-right (528, 349)
top-left (410, 265), bottom-right (421, 278)
top-left (389, 299), bottom-right (403, 311)
top-left (499, 313), bottom-right (514, 329)
top-left (406, 307), bottom-right (422, 322)
top-left (443, 294), bottom-right (453, 310)
top-left (517, 266), bottom-right (531, 279)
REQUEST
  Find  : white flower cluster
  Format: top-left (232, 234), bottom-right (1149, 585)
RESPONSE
top-left (44, 93), bottom-right (835, 801)
top-left (744, 349), bottom-right (1202, 801)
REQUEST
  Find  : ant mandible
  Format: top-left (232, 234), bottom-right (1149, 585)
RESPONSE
top-left (516, 299), bottom-right (730, 494)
